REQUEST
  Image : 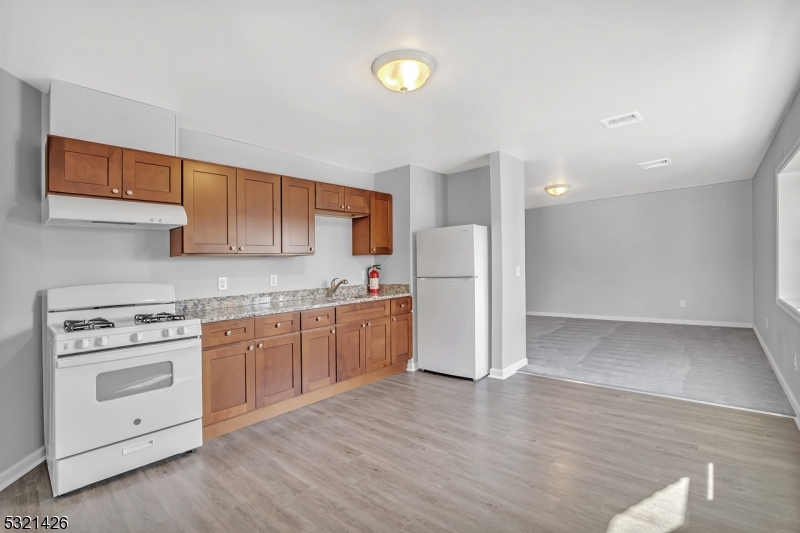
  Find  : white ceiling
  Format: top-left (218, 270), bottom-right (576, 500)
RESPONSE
top-left (2, 1), bottom-right (799, 208)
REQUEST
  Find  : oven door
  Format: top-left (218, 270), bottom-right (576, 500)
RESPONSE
top-left (53, 338), bottom-right (202, 459)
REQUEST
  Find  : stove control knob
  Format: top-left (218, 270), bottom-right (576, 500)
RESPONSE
top-left (177, 326), bottom-right (187, 335)
top-left (96, 336), bottom-right (109, 347)
top-left (76, 338), bottom-right (90, 349)
top-left (131, 332), bottom-right (143, 343)
top-left (164, 327), bottom-right (176, 338)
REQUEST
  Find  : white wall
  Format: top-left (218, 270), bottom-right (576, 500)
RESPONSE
top-left (489, 152), bottom-right (527, 374)
top-left (526, 181), bottom-right (754, 326)
top-left (374, 166), bottom-right (412, 285)
top-left (753, 85), bottom-right (800, 415)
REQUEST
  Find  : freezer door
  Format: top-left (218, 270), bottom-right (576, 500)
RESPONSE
top-left (417, 277), bottom-right (478, 379)
top-left (416, 225), bottom-right (479, 278)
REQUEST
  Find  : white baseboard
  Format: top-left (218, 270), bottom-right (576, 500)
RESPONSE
top-left (406, 360), bottom-right (419, 372)
top-left (489, 357), bottom-right (528, 380)
top-left (0, 446), bottom-right (45, 494)
top-left (753, 327), bottom-right (800, 431)
top-left (526, 311), bottom-right (752, 329)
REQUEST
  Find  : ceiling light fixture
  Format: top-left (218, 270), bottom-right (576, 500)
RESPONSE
top-left (544, 184), bottom-right (570, 197)
top-left (372, 50), bottom-right (436, 93)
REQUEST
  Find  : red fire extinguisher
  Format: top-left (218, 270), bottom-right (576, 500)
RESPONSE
top-left (368, 265), bottom-right (381, 295)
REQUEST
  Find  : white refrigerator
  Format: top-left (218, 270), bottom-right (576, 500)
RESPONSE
top-left (416, 224), bottom-right (490, 380)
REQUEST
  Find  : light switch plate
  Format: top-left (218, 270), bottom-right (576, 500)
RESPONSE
top-left (218, 277), bottom-right (228, 291)
top-left (516, 266), bottom-right (521, 277)
top-left (270, 274), bottom-right (278, 287)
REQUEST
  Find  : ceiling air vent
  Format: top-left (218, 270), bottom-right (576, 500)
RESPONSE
top-left (600, 112), bottom-right (643, 129)
top-left (638, 158), bottom-right (671, 170)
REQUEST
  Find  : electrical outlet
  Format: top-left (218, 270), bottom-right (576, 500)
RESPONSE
top-left (218, 277), bottom-right (228, 291)
top-left (794, 353), bottom-right (798, 371)
top-left (680, 300), bottom-right (686, 308)
top-left (516, 266), bottom-right (521, 277)
top-left (270, 274), bottom-right (278, 287)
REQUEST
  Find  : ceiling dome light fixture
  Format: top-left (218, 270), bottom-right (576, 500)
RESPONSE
top-left (372, 50), bottom-right (436, 93)
top-left (544, 184), bottom-right (570, 197)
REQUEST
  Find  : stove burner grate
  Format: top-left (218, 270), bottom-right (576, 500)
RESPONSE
top-left (135, 312), bottom-right (186, 324)
top-left (64, 318), bottom-right (115, 332)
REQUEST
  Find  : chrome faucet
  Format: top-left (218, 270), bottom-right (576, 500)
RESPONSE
top-left (328, 278), bottom-right (348, 298)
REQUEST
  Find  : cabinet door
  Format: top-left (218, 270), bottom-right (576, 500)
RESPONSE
top-left (237, 169), bottom-right (281, 254)
top-left (282, 177), bottom-right (315, 254)
top-left (255, 333), bottom-right (301, 408)
top-left (315, 182), bottom-right (345, 212)
top-left (121, 149), bottom-right (182, 204)
top-left (365, 316), bottom-right (391, 373)
top-left (48, 136), bottom-right (122, 199)
top-left (301, 327), bottom-right (337, 392)
top-left (391, 312), bottom-right (413, 365)
top-left (369, 192), bottom-right (393, 254)
top-left (183, 161), bottom-right (237, 254)
top-left (344, 188), bottom-right (370, 215)
top-left (336, 320), bottom-right (366, 382)
top-left (202, 341), bottom-right (256, 426)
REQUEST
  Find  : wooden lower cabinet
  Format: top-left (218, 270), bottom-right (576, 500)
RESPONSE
top-left (336, 320), bottom-right (366, 381)
top-left (202, 341), bottom-right (256, 426)
top-left (201, 297), bottom-right (411, 438)
top-left (391, 312), bottom-right (413, 365)
top-left (365, 317), bottom-right (391, 373)
top-left (255, 333), bottom-right (301, 408)
top-left (301, 327), bottom-right (337, 392)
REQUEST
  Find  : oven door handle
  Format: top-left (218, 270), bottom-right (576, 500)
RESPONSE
top-left (56, 337), bottom-right (201, 369)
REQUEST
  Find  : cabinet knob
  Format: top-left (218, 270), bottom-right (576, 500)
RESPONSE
top-left (310, 247), bottom-right (314, 251)
top-left (112, 188), bottom-right (119, 194)
top-left (361, 324), bottom-right (365, 328)
top-left (331, 329), bottom-right (335, 334)
top-left (316, 317), bottom-right (321, 321)
top-left (275, 323), bottom-right (281, 328)
top-left (401, 304), bottom-right (405, 308)
top-left (258, 343), bottom-right (263, 348)
top-left (248, 345), bottom-right (254, 351)
top-left (239, 246), bottom-right (244, 251)
top-left (126, 190), bottom-right (133, 195)
top-left (230, 246), bottom-right (235, 251)
top-left (372, 248), bottom-right (376, 252)
top-left (392, 318), bottom-right (396, 321)
top-left (225, 331), bottom-right (232, 336)
top-left (340, 205), bottom-right (344, 209)
top-left (346, 206), bottom-right (350, 210)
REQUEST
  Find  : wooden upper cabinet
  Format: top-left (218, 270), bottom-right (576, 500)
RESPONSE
top-left (121, 149), bottom-right (182, 204)
top-left (336, 320), bottom-right (366, 382)
top-left (181, 161), bottom-right (237, 254)
top-left (301, 327), bottom-right (337, 393)
top-left (281, 177), bottom-right (315, 254)
top-left (255, 332), bottom-right (301, 408)
top-left (48, 136), bottom-right (122, 199)
top-left (365, 316), bottom-right (391, 373)
top-left (344, 188), bottom-right (370, 215)
top-left (315, 182), bottom-right (346, 212)
top-left (353, 192), bottom-right (393, 255)
top-left (202, 341), bottom-right (256, 426)
top-left (237, 170), bottom-right (281, 254)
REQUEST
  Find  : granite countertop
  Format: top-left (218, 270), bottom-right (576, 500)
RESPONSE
top-left (179, 284), bottom-right (411, 324)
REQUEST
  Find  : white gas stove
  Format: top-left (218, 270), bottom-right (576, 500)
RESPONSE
top-left (43, 283), bottom-right (203, 496)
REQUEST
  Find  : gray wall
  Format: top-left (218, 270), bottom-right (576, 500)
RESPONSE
top-left (446, 166), bottom-right (491, 227)
top-left (0, 69), bottom-right (378, 477)
top-left (374, 166), bottom-right (412, 285)
top-left (0, 67), bottom-right (44, 478)
top-left (526, 180), bottom-right (754, 325)
top-left (753, 86), bottom-right (800, 410)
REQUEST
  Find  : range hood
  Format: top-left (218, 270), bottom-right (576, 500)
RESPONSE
top-left (44, 195), bottom-right (187, 229)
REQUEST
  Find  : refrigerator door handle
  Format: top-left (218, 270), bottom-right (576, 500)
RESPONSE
top-left (417, 277), bottom-right (476, 281)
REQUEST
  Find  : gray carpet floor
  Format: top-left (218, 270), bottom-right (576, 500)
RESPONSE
top-left (520, 316), bottom-right (795, 416)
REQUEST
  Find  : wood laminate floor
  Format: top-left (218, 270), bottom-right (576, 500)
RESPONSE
top-left (2, 371), bottom-right (800, 532)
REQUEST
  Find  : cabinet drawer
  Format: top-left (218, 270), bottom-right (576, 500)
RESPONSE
top-left (336, 300), bottom-right (390, 324)
top-left (255, 312), bottom-right (300, 338)
top-left (391, 297), bottom-right (412, 315)
top-left (202, 319), bottom-right (255, 349)
top-left (301, 307), bottom-right (336, 330)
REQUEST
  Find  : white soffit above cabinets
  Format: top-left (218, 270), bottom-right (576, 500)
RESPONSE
top-left (2, 1), bottom-right (799, 207)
